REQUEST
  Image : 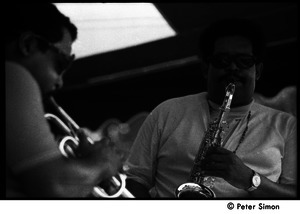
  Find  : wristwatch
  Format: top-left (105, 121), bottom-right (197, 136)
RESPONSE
top-left (247, 171), bottom-right (261, 192)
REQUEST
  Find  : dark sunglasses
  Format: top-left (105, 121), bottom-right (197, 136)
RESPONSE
top-left (33, 35), bottom-right (75, 74)
top-left (208, 54), bottom-right (256, 69)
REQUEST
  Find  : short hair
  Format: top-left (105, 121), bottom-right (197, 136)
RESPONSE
top-left (6, 3), bottom-right (77, 44)
top-left (198, 18), bottom-right (266, 63)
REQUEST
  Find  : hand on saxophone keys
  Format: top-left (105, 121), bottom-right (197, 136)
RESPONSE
top-left (199, 147), bottom-right (254, 190)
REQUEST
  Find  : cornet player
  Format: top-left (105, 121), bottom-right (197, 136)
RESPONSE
top-left (125, 18), bottom-right (297, 198)
top-left (6, 3), bottom-right (124, 197)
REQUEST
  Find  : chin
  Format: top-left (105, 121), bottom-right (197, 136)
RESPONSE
top-left (232, 93), bottom-right (253, 107)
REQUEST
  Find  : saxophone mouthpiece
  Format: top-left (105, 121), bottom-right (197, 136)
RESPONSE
top-left (226, 82), bottom-right (236, 94)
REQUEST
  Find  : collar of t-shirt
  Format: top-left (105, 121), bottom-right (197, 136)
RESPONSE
top-left (208, 99), bottom-right (253, 122)
top-left (207, 99), bottom-right (253, 147)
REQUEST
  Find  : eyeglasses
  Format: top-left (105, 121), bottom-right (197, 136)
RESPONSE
top-left (208, 54), bottom-right (256, 69)
top-left (33, 35), bottom-right (75, 74)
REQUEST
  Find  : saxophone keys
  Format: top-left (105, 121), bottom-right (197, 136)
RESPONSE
top-left (202, 176), bottom-right (215, 188)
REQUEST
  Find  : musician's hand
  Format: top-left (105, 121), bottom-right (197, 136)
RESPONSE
top-left (75, 128), bottom-right (97, 157)
top-left (81, 127), bottom-right (102, 141)
top-left (76, 129), bottom-right (125, 181)
top-left (201, 147), bottom-right (253, 190)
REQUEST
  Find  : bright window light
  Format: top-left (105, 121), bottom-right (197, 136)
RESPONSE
top-left (55, 3), bottom-right (177, 59)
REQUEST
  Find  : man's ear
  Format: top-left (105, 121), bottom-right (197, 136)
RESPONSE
top-left (255, 62), bottom-right (263, 81)
top-left (18, 32), bottom-right (37, 56)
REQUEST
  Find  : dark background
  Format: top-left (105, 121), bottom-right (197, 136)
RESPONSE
top-left (53, 3), bottom-right (298, 130)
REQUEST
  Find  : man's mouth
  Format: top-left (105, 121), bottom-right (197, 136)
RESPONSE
top-left (223, 76), bottom-right (243, 86)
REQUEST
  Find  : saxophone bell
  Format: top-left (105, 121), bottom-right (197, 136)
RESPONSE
top-left (175, 182), bottom-right (215, 198)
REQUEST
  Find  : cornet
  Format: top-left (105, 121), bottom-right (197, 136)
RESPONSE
top-left (44, 97), bottom-right (134, 198)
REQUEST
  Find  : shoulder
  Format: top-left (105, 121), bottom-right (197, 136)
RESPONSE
top-left (6, 61), bottom-right (40, 95)
top-left (146, 92), bottom-right (208, 129)
top-left (252, 102), bottom-right (296, 120)
top-left (155, 92), bottom-right (207, 113)
top-left (251, 102), bottom-right (296, 133)
top-left (6, 61), bottom-right (43, 122)
top-left (6, 61), bottom-right (31, 76)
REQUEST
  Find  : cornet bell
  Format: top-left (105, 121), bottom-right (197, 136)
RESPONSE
top-left (44, 97), bottom-right (135, 198)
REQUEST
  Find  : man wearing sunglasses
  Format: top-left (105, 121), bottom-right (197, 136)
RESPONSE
top-left (126, 18), bottom-right (296, 198)
top-left (6, 3), bottom-right (124, 197)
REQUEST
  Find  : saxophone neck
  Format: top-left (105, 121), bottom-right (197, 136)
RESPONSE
top-left (220, 83), bottom-right (236, 112)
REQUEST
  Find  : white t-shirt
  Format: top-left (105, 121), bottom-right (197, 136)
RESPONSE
top-left (126, 92), bottom-right (297, 198)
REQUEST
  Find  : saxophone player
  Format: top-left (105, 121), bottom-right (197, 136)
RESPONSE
top-left (126, 18), bottom-right (297, 198)
top-left (5, 3), bottom-right (124, 197)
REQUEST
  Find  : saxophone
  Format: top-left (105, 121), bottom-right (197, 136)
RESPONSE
top-left (175, 83), bottom-right (235, 198)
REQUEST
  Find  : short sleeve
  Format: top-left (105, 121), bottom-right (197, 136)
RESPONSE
top-left (279, 116), bottom-right (297, 185)
top-left (125, 108), bottom-right (161, 189)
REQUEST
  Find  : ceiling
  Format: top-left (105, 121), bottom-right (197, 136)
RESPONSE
top-left (62, 2), bottom-right (297, 90)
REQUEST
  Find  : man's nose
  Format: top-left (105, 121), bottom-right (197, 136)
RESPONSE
top-left (227, 60), bottom-right (239, 71)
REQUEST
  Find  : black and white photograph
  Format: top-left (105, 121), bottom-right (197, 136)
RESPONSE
top-left (4, 2), bottom-right (298, 213)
